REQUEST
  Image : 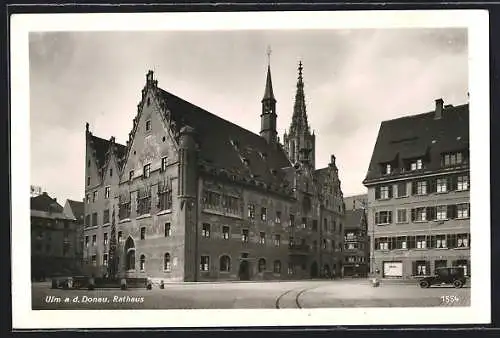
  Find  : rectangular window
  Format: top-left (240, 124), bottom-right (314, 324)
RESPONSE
top-left (375, 211), bottom-right (392, 225)
top-left (140, 227), bottom-right (146, 240)
top-left (416, 181), bottom-right (427, 195)
top-left (457, 204), bottom-right (469, 219)
top-left (396, 209), bottom-right (407, 223)
top-left (105, 186), bottom-right (110, 199)
top-left (289, 214), bottom-right (295, 227)
top-left (376, 237), bottom-right (389, 250)
top-left (118, 231), bottom-right (122, 242)
top-left (274, 234), bottom-right (280, 247)
top-left (414, 207), bottom-right (427, 222)
top-left (92, 235), bottom-right (96, 246)
top-left (312, 220), bottom-right (318, 232)
top-left (416, 236), bottom-right (427, 249)
top-left (443, 152), bottom-right (464, 167)
top-left (275, 211), bottom-right (281, 224)
top-left (457, 234), bottom-right (469, 248)
top-left (241, 229), bottom-right (249, 243)
top-left (436, 178), bottom-right (447, 193)
top-left (259, 232), bottom-right (266, 244)
top-left (146, 120), bottom-right (152, 131)
top-left (261, 207), bottom-right (267, 221)
top-left (248, 204), bottom-right (255, 219)
top-left (109, 168), bottom-right (113, 177)
top-left (410, 159), bottom-right (423, 171)
top-left (397, 182), bottom-right (407, 197)
top-left (415, 260), bottom-right (428, 275)
top-left (143, 164), bottom-right (151, 178)
top-left (92, 212), bottom-right (98, 226)
top-left (103, 209), bottom-right (110, 224)
top-left (436, 206), bottom-right (447, 220)
top-left (85, 236), bottom-right (89, 247)
top-left (301, 217), bottom-right (307, 229)
top-left (164, 223), bottom-right (171, 237)
top-left (103, 232), bottom-right (108, 245)
top-left (87, 176), bottom-right (91, 186)
top-left (222, 226), bottom-right (230, 240)
top-left (435, 235), bottom-right (447, 248)
top-left (91, 255), bottom-right (97, 266)
top-left (129, 170), bottom-right (134, 181)
top-left (385, 163), bottom-right (391, 174)
top-left (380, 186), bottom-right (390, 199)
top-left (86, 194), bottom-right (90, 204)
top-left (200, 256), bottom-right (210, 271)
top-left (85, 214), bottom-right (91, 227)
top-left (103, 254), bottom-right (108, 266)
top-left (93, 191), bottom-right (98, 202)
top-left (457, 175), bottom-right (469, 191)
top-left (161, 157), bottom-right (168, 172)
top-left (202, 224), bottom-right (210, 238)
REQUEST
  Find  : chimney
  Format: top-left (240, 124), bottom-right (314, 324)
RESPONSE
top-left (435, 98), bottom-right (444, 119)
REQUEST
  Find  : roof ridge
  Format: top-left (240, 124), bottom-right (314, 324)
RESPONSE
top-left (382, 103), bottom-right (469, 123)
top-left (159, 88), bottom-right (270, 142)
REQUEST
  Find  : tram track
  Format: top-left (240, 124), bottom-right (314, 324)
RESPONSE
top-left (275, 283), bottom-right (325, 309)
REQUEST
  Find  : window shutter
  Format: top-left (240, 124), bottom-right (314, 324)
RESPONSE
top-left (375, 187), bottom-right (380, 200)
top-left (447, 205), bottom-right (455, 219)
top-left (412, 182), bottom-right (417, 195)
top-left (426, 261), bottom-right (431, 275)
top-left (388, 186), bottom-right (392, 198)
top-left (412, 261), bottom-right (417, 276)
top-left (411, 208), bottom-right (416, 222)
top-left (388, 211), bottom-right (393, 223)
top-left (429, 179), bottom-right (436, 193)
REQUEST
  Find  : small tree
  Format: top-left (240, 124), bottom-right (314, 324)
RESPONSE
top-left (107, 206), bottom-right (118, 279)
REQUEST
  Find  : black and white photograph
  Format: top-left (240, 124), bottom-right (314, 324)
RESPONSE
top-left (10, 10), bottom-right (490, 328)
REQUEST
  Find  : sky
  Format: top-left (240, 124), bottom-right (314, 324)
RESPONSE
top-left (29, 28), bottom-right (468, 202)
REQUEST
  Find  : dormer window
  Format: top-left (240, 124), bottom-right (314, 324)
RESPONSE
top-left (442, 151), bottom-right (464, 167)
top-left (146, 120), bottom-right (152, 132)
top-left (410, 159), bottom-right (423, 171)
top-left (129, 170), bottom-right (134, 181)
top-left (385, 164), bottom-right (391, 174)
top-left (161, 157), bottom-right (168, 172)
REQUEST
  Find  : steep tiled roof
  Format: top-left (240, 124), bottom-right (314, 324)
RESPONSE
top-left (67, 199), bottom-right (84, 221)
top-left (88, 134), bottom-right (127, 170)
top-left (344, 209), bottom-right (365, 229)
top-left (159, 88), bottom-right (292, 187)
top-left (31, 193), bottom-right (63, 213)
top-left (364, 103), bottom-right (469, 184)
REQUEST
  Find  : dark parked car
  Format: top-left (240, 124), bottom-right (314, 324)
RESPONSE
top-left (419, 267), bottom-right (467, 288)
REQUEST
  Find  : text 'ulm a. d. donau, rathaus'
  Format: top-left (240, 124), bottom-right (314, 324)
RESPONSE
top-left (82, 61), bottom-right (346, 283)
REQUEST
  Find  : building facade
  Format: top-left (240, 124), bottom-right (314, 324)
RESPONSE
top-left (31, 192), bottom-right (82, 280)
top-left (83, 61), bottom-right (345, 282)
top-left (363, 99), bottom-right (470, 279)
top-left (343, 194), bottom-right (368, 211)
top-left (342, 208), bottom-right (369, 277)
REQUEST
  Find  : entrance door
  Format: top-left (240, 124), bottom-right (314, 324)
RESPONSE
top-left (310, 262), bottom-right (318, 278)
top-left (239, 260), bottom-right (250, 281)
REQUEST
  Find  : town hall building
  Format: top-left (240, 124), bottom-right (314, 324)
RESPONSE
top-left (83, 60), bottom-right (346, 282)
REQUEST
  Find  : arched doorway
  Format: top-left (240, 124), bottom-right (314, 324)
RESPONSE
top-left (323, 264), bottom-right (331, 278)
top-left (310, 261), bottom-right (319, 278)
top-left (239, 260), bottom-right (250, 280)
top-left (124, 236), bottom-right (136, 271)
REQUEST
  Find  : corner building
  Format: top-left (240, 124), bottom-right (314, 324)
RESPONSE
top-left (363, 99), bottom-right (470, 279)
top-left (83, 63), bottom-right (345, 282)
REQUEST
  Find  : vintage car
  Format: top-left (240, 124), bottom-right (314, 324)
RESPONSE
top-left (418, 267), bottom-right (467, 288)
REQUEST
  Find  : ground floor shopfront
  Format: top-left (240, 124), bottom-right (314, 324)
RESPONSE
top-left (371, 249), bottom-right (470, 279)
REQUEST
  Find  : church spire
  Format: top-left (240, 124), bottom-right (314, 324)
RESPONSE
top-left (260, 46), bottom-right (278, 146)
top-left (291, 60), bottom-right (309, 134)
top-left (262, 46), bottom-right (275, 102)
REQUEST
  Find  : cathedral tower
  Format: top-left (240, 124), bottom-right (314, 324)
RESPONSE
top-left (284, 61), bottom-right (316, 169)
